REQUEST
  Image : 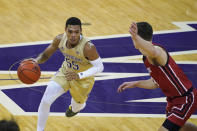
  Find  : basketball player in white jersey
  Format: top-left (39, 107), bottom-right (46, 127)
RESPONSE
top-left (33, 17), bottom-right (104, 131)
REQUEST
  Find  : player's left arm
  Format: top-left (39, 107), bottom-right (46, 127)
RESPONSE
top-left (78, 42), bottom-right (104, 79)
top-left (65, 42), bottom-right (104, 81)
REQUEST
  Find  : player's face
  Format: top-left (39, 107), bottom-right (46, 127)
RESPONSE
top-left (66, 25), bottom-right (81, 47)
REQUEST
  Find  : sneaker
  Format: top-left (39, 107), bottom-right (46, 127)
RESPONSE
top-left (65, 106), bottom-right (79, 117)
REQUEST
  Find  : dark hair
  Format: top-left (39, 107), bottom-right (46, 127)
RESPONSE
top-left (0, 119), bottom-right (20, 131)
top-left (65, 17), bottom-right (82, 29)
top-left (137, 22), bottom-right (153, 41)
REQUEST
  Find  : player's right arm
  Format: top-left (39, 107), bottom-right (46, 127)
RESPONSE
top-left (129, 22), bottom-right (167, 66)
top-left (117, 78), bottom-right (158, 93)
top-left (35, 34), bottom-right (62, 64)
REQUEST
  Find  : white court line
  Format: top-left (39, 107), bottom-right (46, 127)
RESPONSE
top-left (169, 50), bottom-right (197, 55)
top-left (0, 72), bottom-right (149, 90)
top-left (126, 97), bottom-right (166, 103)
top-left (14, 112), bottom-right (197, 118)
top-left (102, 50), bottom-right (197, 64)
top-left (0, 21), bottom-right (196, 48)
top-left (0, 70), bottom-right (55, 74)
top-left (0, 82), bottom-right (48, 90)
top-left (0, 91), bottom-right (24, 114)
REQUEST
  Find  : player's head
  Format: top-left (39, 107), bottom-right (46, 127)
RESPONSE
top-left (0, 119), bottom-right (20, 131)
top-left (65, 17), bottom-right (82, 29)
top-left (65, 17), bottom-right (82, 47)
top-left (137, 22), bottom-right (153, 41)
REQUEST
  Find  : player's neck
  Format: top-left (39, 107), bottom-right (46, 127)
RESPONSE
top-left (66, 41), bottom-right (79, 49)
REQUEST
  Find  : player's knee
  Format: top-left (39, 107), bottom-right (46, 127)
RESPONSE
top-left (40, 97), bottom-right (53, 107)
top-left (180, 122), bottom-right (197, 131)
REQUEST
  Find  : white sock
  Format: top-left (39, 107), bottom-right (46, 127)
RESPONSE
top-left (70, 98), bottom-right (86, 113)
top-left (37, 81), bottom-right (65, 131)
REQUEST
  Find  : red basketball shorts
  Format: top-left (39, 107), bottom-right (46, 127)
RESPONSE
top-left (166, 88), bottom-right (197, 126)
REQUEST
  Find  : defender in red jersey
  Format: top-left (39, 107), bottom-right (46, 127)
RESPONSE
top-left (117, 22), bottom-right (197, 131)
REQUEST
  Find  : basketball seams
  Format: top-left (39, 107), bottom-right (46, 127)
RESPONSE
top-left (20, 62), bottom-right (39, 69)
top-left (17, 60), bottom-right (41, 84)
top-left (22, 68), bottom-right (41, 76)
top-left (19, 70), bottom-right (36, 84)
top-left (22, 69), bottom-right (41, 78)
top-left (18, 69), bottom-right (40, 84)
top-left (20, 61), bottom-right (40, 74)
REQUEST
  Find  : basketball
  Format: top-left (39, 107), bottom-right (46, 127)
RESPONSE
top-left (17, 60), bottom-right (41, 84)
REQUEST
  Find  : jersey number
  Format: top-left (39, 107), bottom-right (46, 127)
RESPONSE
top-left (66, 58), bottom-right (79, 70)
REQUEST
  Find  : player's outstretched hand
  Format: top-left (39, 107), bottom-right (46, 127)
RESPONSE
top-left (129, 22), bottom-right (138, 39)
top-left (117, 81), bottom-right (137, 93)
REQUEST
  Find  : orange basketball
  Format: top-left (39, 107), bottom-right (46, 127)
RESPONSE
top-left (17, 60), bottom-right (41, 84)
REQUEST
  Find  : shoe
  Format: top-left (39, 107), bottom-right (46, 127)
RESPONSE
top-left (65, 106), bottom-right (79, 117)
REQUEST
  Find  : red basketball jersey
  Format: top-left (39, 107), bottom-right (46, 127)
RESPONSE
top-left (143, 44), bottom-right (192, 97)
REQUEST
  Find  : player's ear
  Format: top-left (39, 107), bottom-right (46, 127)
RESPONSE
top-left (79, 27), bottom-right (82, 34)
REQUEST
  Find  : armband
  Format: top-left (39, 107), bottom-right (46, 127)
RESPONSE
top-left (78, 57), bottom-right (104, 79)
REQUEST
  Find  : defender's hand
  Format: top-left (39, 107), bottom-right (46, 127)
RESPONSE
top-left (117, 81), bottom-right (137, 93)
top-left (129, 22), bottom-right (138, 39)
top-left (65, 71), bottom-right (80, 81)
